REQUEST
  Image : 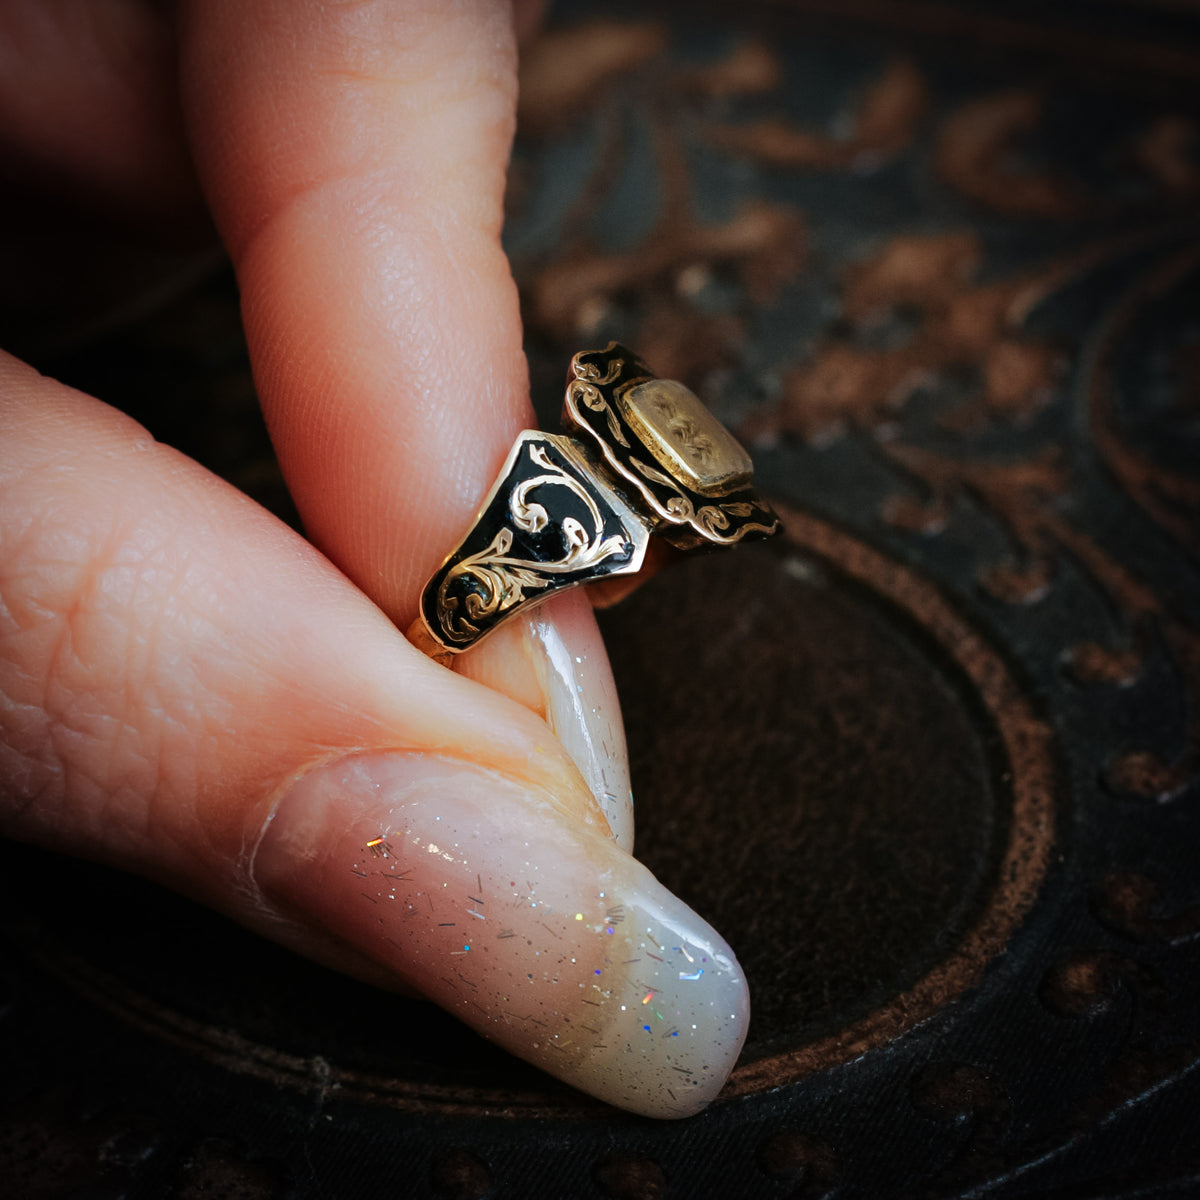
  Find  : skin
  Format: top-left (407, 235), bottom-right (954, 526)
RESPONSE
top-left (0, 0), bottom-right (749, 1116)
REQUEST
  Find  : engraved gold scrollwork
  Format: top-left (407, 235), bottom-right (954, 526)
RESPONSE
top-left (575, 357), bottom-right (624, 387)
top-left (436, 444), bottom-right (630, 643)
top-left (568, 378), bottom-right (630, 448)
top-left (663, 484), bottom-right (778, 543)
top-left (698, 505), bottom-right (732, 535)
top-left (631, 457), bottom-right (678, 488)
top-left (731, 517), bottom-right (782, 540)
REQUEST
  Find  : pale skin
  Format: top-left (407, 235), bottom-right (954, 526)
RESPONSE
top-left (0, 0), bottom-right (749, 1117)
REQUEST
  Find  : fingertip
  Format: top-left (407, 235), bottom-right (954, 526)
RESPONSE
top-left (255, 751), bottom-right (748, 1117)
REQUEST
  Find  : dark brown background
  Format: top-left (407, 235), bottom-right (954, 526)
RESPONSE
top-left (2, 1), bottom-right (1199, 1197)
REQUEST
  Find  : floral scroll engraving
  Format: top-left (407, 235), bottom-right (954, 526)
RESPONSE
top-left (567, 371), bottom-right (631, 449)
top-left (435, 443), bottom-right (631, 644)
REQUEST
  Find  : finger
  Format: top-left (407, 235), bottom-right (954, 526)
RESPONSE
top-left (0, 358), bottom-right (747, 1116)
top-left (177, 0), bottom-right (634, 844)
top-left (0, 1), bottom-right (213, 352)
top-left (452, 591), bottom-right (634, 849)
top-left (259, 752), bottom-right (748, 1119)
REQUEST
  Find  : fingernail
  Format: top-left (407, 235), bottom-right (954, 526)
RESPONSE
top-left (455, 590), bottom-right (634, 850)
top-left (255, 753), bottom-right (748, 1118)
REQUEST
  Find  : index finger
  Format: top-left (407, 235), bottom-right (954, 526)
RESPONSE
top-left (178, 0), bottom-right (634, 845)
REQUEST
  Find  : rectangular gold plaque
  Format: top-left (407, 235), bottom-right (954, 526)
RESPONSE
top-left (617, 379), bottom-right (754, 497)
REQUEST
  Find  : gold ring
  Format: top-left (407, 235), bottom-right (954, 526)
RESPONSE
top-left (407, 343), bottom-right (781, 664)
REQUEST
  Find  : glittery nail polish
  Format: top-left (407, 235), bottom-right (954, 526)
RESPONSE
top-left (254, 753), bottom-right (748, 1118)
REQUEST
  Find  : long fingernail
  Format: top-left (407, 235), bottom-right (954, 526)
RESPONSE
top-left (254, 753), bottom-right (747, 1118)
top-left (455, 590), bottom-right (634, 850)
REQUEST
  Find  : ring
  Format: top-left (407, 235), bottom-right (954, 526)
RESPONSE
top-left (407, 343), bottom-right (781, 663)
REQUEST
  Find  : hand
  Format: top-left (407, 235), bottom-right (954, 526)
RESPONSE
top-left (0, 0), bottom-right (748, 1118)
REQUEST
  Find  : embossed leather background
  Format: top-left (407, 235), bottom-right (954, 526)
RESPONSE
top-left (3, 2), bottom-right (1199, 1197)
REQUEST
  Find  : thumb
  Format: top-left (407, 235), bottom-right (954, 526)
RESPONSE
top-left (0, 359), bottom-right (749, 1117)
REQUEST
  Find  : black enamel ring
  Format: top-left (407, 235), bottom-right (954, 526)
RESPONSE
top-left (407, 343), bottom-right (781, 663)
